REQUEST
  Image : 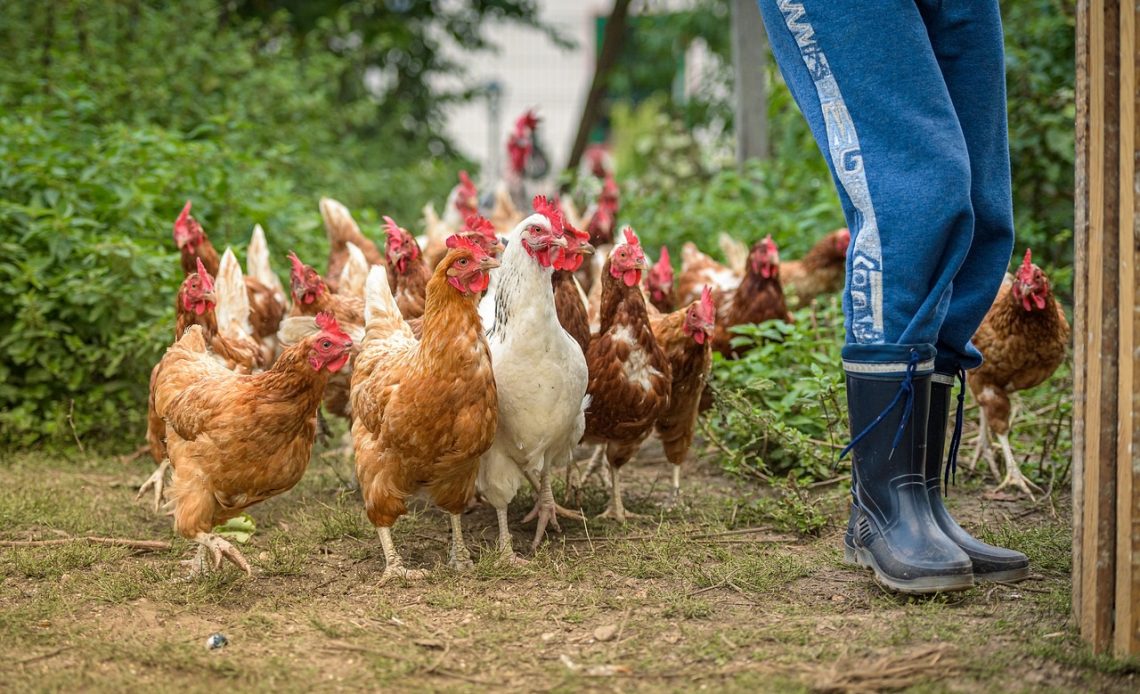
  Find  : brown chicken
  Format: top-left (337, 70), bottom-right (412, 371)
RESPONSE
top-left (650, 287), bottom-right (716, 507)
top-left (583, 227), bottom-right (672, 522)
top-left (677, 240), bottom-right (742, 307)
top-left (153, 311), bottom-right (353, 575)
top-left (288, 252), bottom-right (365, 419)
top-left (645, 245), bottom-right (677, 313)
top-left (585, 175), bottom-right (620, 247)
top-left (352, 237), bottom-right (499, 583)
top-left (967, 249), bottom-right (1069, 498)
top-left (383, 216), bottom-right (432, 320)
top-left (320, 197), bottom-right (386, 293)
top-left (138, 259), bottom-right (269, 510)
top-left (551, 220), bottom-right (595, 355)
top-left (781, 227), bottom-right (850, 309)
top-left (710, 235), bottom-right (793, 358)
top-left (423, 171), bottom-right (480, 269)
top-left (173, 201), bottom-right (285, 357)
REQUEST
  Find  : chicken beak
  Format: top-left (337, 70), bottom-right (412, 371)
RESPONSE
top-left (578, 241), bottom-right (595, 256)
top-left (550, 235), bottom-right (569, 249)
top-left (636, 256), bottom-right (651, 271)
top-left (200, 290), bottom-right (218, 304)
top-left (480, 255), bottom-right (501, 270)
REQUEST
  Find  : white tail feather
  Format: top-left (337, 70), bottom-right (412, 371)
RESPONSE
top-left (276, 315), bottom-right (319, 347)
top-left (338, 241), bottom-right (369, 300)
top-left (364, 265), bottom-right (412, 340)
top-left (216, 248), bottom-right (253, 340)
top-left (247, 224), bottom-right (286, 305)
top-left (718, 232), bottom-right (748, 275)
top-left (320, 196), bottom-right (362, 244)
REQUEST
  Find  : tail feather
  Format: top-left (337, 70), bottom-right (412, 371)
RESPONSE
top-left (718, 232), bottom-right (748, 275)
top-left (364, 265), bottom-right (413, 340)
top-left (247, 224), bottom-right (286, 305)
top-left (338, 241), bottom-right (370, 300)
top-left (216, 247), bottom-right (253, 340)
top-left (320, 197), bottom-right (363, 247)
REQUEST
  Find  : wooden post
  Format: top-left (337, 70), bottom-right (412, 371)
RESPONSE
top-left (1073, 0), bottom-right (1139, 658)
top-left (730, 0), bottom-right (769, 162)
top-left (567, 0), bottom-right (633, 171)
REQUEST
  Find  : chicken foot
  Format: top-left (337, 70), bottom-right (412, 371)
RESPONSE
top-left (136, 459), bottom-right (171, 514)
top-left (994, 433), bottom-right (1043, 500)
top-left (447, 513), bottom-right (474, 572)
top-left (522, 467), bottom-right (584, 550)
top-left (523, 470), bottom-right (584, 524)
top-left (494, 507), bottom-right (529, 566)
top-left (663, 466), bottom-right (684, 510)
top-left (968, 409), bottom-right (1003, 483)
top-left (597, 465), bottom-right (644, 523)
top-left (377, 526), bottom-right (428, 584)
top-left (184, 532), bottom-right (252, 577)
top-left (567, 445), bottom-right (612, 504)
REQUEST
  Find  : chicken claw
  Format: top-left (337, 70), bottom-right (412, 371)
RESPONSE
top-left (597, 466), bottom-right (644, 523)
top-left (136, 459), bottom-right (171, 513)
top-left (523, 469), bottom-right (584, 549)
top-left (187, 532), bottom-right (252, 577)
top-left (377, 526), bottom-right (428, 584)
top-left (994, 434), bottom-right (1042, 500)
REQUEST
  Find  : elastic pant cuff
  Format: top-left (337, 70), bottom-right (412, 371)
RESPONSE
top-left (842, 344), bottom-right (936, 378)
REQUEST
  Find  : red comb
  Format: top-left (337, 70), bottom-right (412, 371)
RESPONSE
top-left (458, 170), bottom-right (476, 192)
top-left (382, 216), bottom-right (403, 238)
top-left (1016, 248), bottom-right (1035, 281)
top-left (656, 246), bottom-right (671, 267)
top-left (463, 214), bottom-right (497, 240)
top-left (516, 109), bottom-right (540, 133)
top-left (622, 226), bottom-right (640, 247)
top-left (177, 200), bottom-right (192, 225)
top-left (446, 233), bottom-right (489, 258)
top-left (1021, 248), bottom-right (1032, 267)
top-left (194, 257), bottom-right (214, 287)
top-left (315, 311), bottom-right (350, 341)
top-left (533, 195), bottom-right (565, 233)
top-left (700, 286), bottom-right (714, 312)
top-left (288, 250), bottom-right (309, 277)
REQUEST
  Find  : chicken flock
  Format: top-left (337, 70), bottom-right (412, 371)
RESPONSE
top-left (141, 112), bottom-right (1068, 578)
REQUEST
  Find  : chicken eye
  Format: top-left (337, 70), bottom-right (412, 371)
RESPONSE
top-left (458, 258), bottom-right (468, 267)
top-left (321, 340), bottom-right (332, 349)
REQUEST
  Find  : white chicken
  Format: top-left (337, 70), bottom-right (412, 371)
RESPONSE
top-left (477, 197), bottom-right (591, 560)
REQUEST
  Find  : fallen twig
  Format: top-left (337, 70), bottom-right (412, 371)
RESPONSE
top-left (562, 527), bottom-right (796, 543)
top-left (16, 647), bottom-right (71, 666)
top-left (0, 536), bottom-right (171, 551)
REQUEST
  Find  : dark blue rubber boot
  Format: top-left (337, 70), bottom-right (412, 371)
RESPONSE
top-left (926, 372), bottom-right (1030, 582)
top-left (842, 352), bottom-right (973, 594)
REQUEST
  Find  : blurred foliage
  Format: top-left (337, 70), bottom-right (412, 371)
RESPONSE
top-left (0, 0), bottom-right (558, 447)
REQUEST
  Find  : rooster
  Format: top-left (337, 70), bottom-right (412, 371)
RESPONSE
top-left (320, 197), bottom-right (386, 293)
top-left (138, 257), bottom-right (267, 511)
top-left (477, 197), bottom-right (591, 558)
top-left (645, 246), bottom-right (677, 314)
top-left (173, 201), bottom-right (286, 359)
top-left (504, 109), bottom-right (541, 208)
top-left (710, 235), bottom-right (792, 358)
top-left (423, 171), bottom-right (480, 269)
top-left (967, 249), bottom-right (1069, 498)
top-left (650, 287), bottom-right (716, 507)
top-left (583, 227), bottom-right (672, 522)
top-left (152, 311), bottom-right (352, 575)
top-left (351, 238), bottom-right (499, 583)
top-left (781, 227), bottom-right (850, 309)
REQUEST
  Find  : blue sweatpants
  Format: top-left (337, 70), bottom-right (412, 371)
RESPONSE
top-left (757, 0), bottom-right (1015, 374)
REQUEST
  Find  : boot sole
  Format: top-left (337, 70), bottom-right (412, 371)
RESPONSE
top-left (856, 547), bottom-right (974, 595)
top-left (974, 566), bottom-right (1030, 583)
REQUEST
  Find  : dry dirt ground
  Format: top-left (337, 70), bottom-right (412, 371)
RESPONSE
top-left (1, 439), bottom-right (1137, 693)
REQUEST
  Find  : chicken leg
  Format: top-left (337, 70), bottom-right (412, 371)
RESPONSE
top-left (522, 466), bottom-right (584, 550)
top-left (377, 526), bottom-right (428, 584)
top-left (567, 444), bottom-right (612, 504)
top-left (969, 408), bottom-right (1003, 483)
top-left (136, 459), bottom-right (171, 513)
top-left (597, 465), bottom-right (644, 522)
top-left (184, 532), bottom-right (252, 577)
top-left (663, 466), bottom-right (683, 510)
top-left (494, 507), bottom-right (529, 565)
top-left (447, 513), bottom-right (474, 571)
top-left (994, 433), bottom-right (1042, 500)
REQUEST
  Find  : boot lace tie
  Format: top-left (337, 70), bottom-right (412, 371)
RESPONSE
top-left (839, 350), bottom-right (922, 463)
top-left (942, 365), bottom-right (967, 493)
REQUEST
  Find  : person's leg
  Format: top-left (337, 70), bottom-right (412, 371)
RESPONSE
top-left (758, 0), bottom-right (974, 591)
top-left (917, 0), bottom-right (1028, 580)
top-left (919, 0), bottom-right (1017, 373)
